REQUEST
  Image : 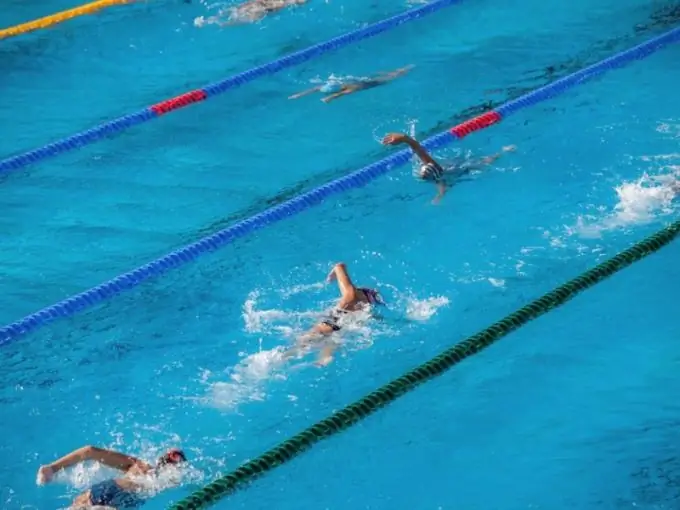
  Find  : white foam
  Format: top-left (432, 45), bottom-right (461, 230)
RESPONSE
top-left (207, 282), bottom-right (450, 407)
top-left (405, 296), bottom-right (450, 321)
top-left (278, 281), bottom-right (326, 297)
top-left (210, 346), bottom-right (288, 409)
top-left (242, 290), bottom-right (321, 334)
top-left (573, 171), bottom-right (679, 236)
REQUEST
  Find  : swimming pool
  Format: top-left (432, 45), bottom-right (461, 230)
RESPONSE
top-left (1, 0), bottom-right (680, 508)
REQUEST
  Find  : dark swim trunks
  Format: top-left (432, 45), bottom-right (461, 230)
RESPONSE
top-left (89, 479), bottom-right (144, 509)
top-left (320, 288), bottom-right (383, 331)
top-left (322, 309), bottom-right (347, 331)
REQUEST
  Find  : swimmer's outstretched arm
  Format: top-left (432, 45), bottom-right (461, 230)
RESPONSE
top-left (382, 133), bottom-right (447, 203)
top-left (37, 446), bottom-right (150, 484)
top-left (288, 85), bottom-right (322, 99)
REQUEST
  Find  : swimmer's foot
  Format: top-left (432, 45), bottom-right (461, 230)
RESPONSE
top-left (315, 345), bottom-right (335, 367)
top-left (315, 354), bottom-right (333, 367)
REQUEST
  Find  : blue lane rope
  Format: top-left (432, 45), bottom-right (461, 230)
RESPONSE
top-left (1, 27), bottom-right (678, 347)
top-left (0, 0), bottom-right (463, 176)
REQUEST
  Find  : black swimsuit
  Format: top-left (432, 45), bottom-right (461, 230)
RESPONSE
top-left (321, 288), bottom-right (381, 331)
top-left (321, 309), bottom-right (347, 331)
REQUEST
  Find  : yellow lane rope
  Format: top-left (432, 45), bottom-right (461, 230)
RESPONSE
top-left (0, 0), bottom-right (135, 40)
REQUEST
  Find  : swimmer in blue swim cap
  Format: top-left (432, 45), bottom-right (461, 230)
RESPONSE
top-left (289, 65), bottom-right (414, 103)
top-left (382, 132), bottom-right (516, 204)
top-left (284, 263), bottom-right (384, 366)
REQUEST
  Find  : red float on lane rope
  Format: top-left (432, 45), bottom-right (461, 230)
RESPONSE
top-left (450, 111), bottom-right (502, 138)
top-left (150, 90), bottom-right (208, 116)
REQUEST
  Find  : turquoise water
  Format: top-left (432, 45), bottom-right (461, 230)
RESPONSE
top-left (1, 0), bottom-right (680, 509)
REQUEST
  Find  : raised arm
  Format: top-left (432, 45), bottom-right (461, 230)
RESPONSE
top-left (37, 446), bottom-right (149, 484)
top-left (326, 263), bottom-right (357, 305)
top-left (382, 133), bottom-right (441, 168)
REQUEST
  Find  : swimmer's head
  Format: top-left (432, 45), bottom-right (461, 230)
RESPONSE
top-left (319, 81), bottom-right (343, 94)
top-left (156, 448), bottom-right (187, 470)
top-left (361, 288), bottom-right (385, 306)
top-left (418, 162), bottom-right (443, 181)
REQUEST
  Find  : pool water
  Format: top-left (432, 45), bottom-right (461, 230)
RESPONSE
top-left (1, 0), bottom-right (680, 509)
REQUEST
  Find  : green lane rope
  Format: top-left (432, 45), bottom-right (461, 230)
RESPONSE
top-left (170, 219), bottom-right (680, 510)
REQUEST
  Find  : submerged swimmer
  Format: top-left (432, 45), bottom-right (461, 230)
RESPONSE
top-left (381, 132), bottom-right (516, 203)
top-left (285, 263), bottom-right (384, 366)
top-left (195, 0), bottom-right (306, 26)
top-left (289, 66), bottom-right (414, 103)
top-left (37, 445), bottom-right (187, 509)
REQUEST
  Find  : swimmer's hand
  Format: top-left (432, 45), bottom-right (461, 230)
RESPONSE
top-left (37, 464), bottom-right (54, 485)
top-left (381, 133), bottom-right (410, 146)
top-left (502, 145), bottom-right (516, 152)
top-left (326, 262), bottom-right (345, 282)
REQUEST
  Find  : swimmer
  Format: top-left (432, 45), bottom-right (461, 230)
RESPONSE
top-left (37, 445), bottom-right (187, 509)
top-left (285, 263), bottom-right (384, 366)
top-left (195, 0), bottom-right (306, 26)
top-left (382, 132), bottom-right (516, 203)
top-left (289, 66), bottom-right (414, 103)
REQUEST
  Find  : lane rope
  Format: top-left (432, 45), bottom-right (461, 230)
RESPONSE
top-left (169, 218), bottom-right (680, 509)
top-left (0, 0), bottom-right (134, 40)
top-left (0, 0), bottom-right (463, 175)
top-left (1, 27), bottom-right (678, 347)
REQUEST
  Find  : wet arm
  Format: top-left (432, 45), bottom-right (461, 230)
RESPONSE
top-left (48, 446), bottom-right (147, 474)
top-left (327, 263), bottom-right (357, 304)
top-left (399, 135), bottom-right (441, 168)
top-left (288, 86), bottom-right (321, 99)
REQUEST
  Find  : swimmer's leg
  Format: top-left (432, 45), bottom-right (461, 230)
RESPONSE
top-left (478, 145), bottom-right (516, 166)
top-left (372, 65), bottom-right (415, 83)
top-left (283, 322), bottom-right (334, 360)
top-left (316, 344), bottom-right (336, 367)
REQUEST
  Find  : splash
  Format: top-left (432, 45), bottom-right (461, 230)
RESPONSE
top-left (242, 290), bottom-right (321, 334)
top-left (209, 282), bottom-right (448, 407)
top-left (209, 346), bottom-right (288, 409)
top-left (405, 295), bottom-right (450, 321)
top-left (574, 171), bottom-right (679, 237)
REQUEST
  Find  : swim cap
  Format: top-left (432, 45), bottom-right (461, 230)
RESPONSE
top-left (418, 162), bottom-right (444, 181)
top-left (361, 288), bottom-right (385, 306)
top-left (158, 448), bottom-right (187, 466)
top-left (320, 81), bottom-right (343, 94)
